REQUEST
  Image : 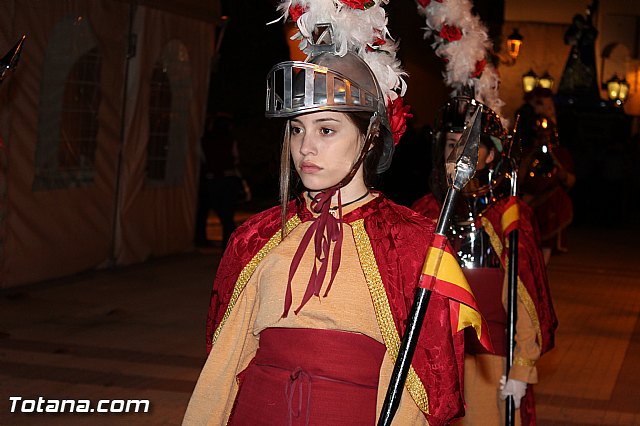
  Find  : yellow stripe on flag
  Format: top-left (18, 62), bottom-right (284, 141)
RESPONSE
top-left (421, 246), bottom-right (474, 295)
top-left (458, 304), bottom-right (484, 336)
top-left (501, 201), bottom-right (519, 234)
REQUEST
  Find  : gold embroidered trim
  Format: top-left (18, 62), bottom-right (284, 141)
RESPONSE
top-left (211, 215), bottom-right (302, 347)
top-left (351, 219), bottom-right (430, 415)
top-left (481, 218), bottom-right (504, 258)
top-left (513, 356), bottom-right (536, 367)
top-left (481, 218), bottom-right (543, 346)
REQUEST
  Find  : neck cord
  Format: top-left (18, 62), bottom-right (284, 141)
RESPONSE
top-left (307, 190), bottom-right (370, 211)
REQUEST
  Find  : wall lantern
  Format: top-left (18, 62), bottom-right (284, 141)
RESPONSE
top-left (522, 69), bottom-right (538, 93)
top-left (506, 28), bottom-right (524, 60)
top-left (538, 71), bottom-right (554, 90)
top-left (605, 74), bottom-right (630, 106)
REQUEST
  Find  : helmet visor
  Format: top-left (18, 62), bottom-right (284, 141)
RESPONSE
top-left (266, 61), bottom-right (378, 118)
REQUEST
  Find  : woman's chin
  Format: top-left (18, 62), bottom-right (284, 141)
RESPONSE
top-left (300, 178), bottom-right (340, 193)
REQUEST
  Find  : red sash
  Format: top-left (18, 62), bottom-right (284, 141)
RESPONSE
top-left (229, 328), bottom-right (386, 425)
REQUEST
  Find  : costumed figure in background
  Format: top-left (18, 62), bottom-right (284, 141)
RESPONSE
top-left (183, 1), bottom-right (469, 425)
top-left (412, 97), bottom-right (557, 425)
top-left (195, 112), bottom-right (248, 248)
top-left (413, 5), bottom-right (556, 423)
top-left (515, 88), bottom-right (575, 265)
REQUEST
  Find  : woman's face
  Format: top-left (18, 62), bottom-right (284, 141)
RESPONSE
top-left (289, 111), bottom-right (364, 192)
top-left (443, 132), bottom-right (494, 170)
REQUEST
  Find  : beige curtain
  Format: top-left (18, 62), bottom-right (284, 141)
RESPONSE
top-left (0, 0), bottom-right (213, 287)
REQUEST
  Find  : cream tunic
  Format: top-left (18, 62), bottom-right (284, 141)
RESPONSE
top-left (183, 198), bottom-right (428, 425)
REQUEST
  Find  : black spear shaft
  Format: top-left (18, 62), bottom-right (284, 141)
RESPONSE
top-left (378, 104), bottom-right (483, 426)
top-left (378, 188), bottom-right (458, 425)
top-left (505, 168), bottom-right (519, 426)
top-left (505, 228), bottom-right (518, 426)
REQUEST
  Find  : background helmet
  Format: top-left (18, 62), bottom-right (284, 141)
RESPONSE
top-left (435, 96), bottom-right (507, 152)
top-left (266, 50), bottom-right (394, 173)
top-left (431, 96), bottom-right (513, 206)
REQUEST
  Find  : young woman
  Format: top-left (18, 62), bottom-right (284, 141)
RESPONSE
top-left (182, 37), bottom-right (466, 426)
top-left (412, 97), bottom-right (557, 426)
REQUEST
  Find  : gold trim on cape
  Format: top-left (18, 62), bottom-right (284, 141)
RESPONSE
top-left (351, 219), bottom-right (430, 415)
top-left (481, 217), bottom-right (543, 347)
top-left (211, 215), bottom-right (302, 346)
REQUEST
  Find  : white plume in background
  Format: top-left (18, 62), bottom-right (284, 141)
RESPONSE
top-left (417, 0), bottom-right (507, 123)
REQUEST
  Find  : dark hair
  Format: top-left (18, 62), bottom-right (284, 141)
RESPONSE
top-left (345, 111), bottom-right (384, 187)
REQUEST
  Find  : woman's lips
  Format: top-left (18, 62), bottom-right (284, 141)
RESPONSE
top-left (300, 161), bottom-right (321, 173)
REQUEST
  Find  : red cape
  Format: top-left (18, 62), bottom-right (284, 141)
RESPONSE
top-left (412, 193), bottom-right (558, 425)
top-left (206, 193), bottom-right (465, 426)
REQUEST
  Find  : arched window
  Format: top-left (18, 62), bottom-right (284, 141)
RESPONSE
top-left (146, 40), bottom-right (192, 186)
top-left (34, 15), bottom-right (102, 190)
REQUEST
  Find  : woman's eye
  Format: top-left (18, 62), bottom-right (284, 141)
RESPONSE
top-left (320, 127), bottom-right (334, 135)
top-left (290, 126), bottom-right (302, 135)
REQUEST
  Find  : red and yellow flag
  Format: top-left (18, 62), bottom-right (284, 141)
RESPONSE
top-left (419, 233), bottom-right (493, 352)
top-left (501, 196), bottom-right (520, 236)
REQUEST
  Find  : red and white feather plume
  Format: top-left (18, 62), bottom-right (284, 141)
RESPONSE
top-left (416, 0), bottom-right (506, 120)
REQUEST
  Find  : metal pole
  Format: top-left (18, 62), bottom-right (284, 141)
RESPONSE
top-left (505, 166), bottom-right (519, 426)
top-left (109, 0), bottom-right (137, 267)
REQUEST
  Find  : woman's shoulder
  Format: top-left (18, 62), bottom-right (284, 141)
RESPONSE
top-left (226, 205), bottom-right (284, 251)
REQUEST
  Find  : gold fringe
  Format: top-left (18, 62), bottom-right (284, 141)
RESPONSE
top-left (351, 219), bottom-right (430, 415)
top-left (211, 215), bottom-right (301, 346)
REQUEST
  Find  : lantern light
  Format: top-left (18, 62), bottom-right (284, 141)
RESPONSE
top-left (538, 71), bottom-right (554, 90)
top-left (618, 79), bottom-right (630, 102)
top-left (506, 28), bottom-right (524, 60)
top-left (606, 75), bottom-right (621, 101)
top-left (522, 69), bottom-right (538, 93)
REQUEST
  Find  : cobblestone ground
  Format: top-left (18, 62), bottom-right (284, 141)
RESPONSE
top-left (1, 223), bottom-right (639, 425)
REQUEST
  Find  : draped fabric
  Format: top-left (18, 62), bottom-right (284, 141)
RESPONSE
top-left (206, 193), bottom-right (466, 426)
top-left (0, 0), bottom-right (213, 287)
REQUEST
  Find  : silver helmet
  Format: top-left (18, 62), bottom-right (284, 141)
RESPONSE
top-left (265, 30), bottom-right (394, 173)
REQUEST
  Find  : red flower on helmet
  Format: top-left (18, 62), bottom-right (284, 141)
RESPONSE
top-left (289, 4), bottom-right (307, 22)
top-left (366, 37), bottom-right (386, 52)
top-left (471, 59), bottom-right (487, 78)
top-left (440, 24), bottom-right (462, 42)
top-left (417, 0), bottom-right (443, 8)
top-left (387, 97), bottom-right (413, 145)
top-left (339, 0), bottom-right (376, 10)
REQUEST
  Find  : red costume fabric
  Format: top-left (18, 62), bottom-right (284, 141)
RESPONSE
top-left (412, 193), bottom-right (558, 425)
top-left (229, 328), bottom-right (385, 425)
top-left (520, 145), bottom-right (574, 246)
top-left (206, 193), bottom-right (466, 426)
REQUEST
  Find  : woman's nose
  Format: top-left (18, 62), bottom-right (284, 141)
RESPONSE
top-left (299, 133), bottom-right (317, 156)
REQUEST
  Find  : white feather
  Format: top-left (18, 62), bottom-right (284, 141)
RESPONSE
top-left (273, 0), bottom-right (405, 102)
top-left (417, 0), bottom-right (505, 114)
